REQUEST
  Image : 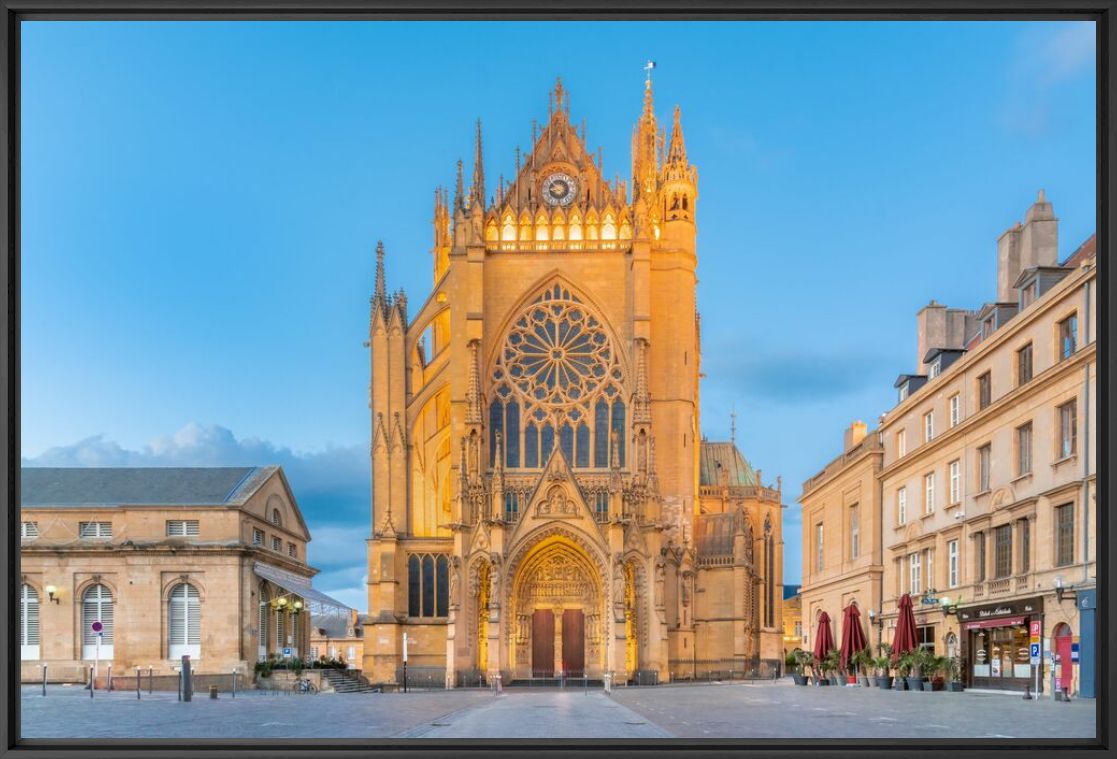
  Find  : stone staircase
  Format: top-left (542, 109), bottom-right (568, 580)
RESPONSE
top-left (319, 668), bottom-right (380, 694)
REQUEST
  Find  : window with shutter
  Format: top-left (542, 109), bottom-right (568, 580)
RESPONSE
top-left (21, 584), bottom-right (40, 660)
top-left (21, 521), bottom-right (39, 539)
top-left (81, 584), bottom-right (114, 660)
top-left (258, 591), bottom-right (269, 660)
top-left (168, 583), bottom-right (201, 659)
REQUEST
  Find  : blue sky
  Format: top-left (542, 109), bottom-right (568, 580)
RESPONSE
top-left (22, 21), bottom-right (1095, 606)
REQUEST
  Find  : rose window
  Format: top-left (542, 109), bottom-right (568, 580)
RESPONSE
top-left (490, 283), bottom-right (626, 471)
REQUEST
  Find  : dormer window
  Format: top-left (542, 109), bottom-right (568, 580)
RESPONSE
top-left (928, 358), bottom-right (942, 379)
top-left (1020, 280), bottom-right (1037, 309)
top-left (898, 383), bottom-right (909, 402)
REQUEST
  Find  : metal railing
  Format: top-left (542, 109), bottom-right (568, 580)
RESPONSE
top-left (668, 657), bottom-right (781, 682)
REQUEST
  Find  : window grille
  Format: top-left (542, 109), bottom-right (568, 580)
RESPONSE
top-left (166, 520), bottom-right (200, 537)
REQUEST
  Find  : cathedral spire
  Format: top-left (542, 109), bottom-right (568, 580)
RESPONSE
top-left (454, 158), bottom-right (465, 212)
top-left (373, 240), bottom-right (386, 305)
top-left (470, 119), bottom-right (485, 211)
top-left (632, 63), bottom-right (659, 206)
top-left (667, 105), bottom-right (688, 164)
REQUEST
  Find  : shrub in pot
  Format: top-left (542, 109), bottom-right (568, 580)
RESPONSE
top-left (930, 655), bottom-right (949, 691)
top-left (788, 650), bottom-right (810, 686)
top-left (896, 651), bottom-right (917, 690)
top-left (946, 655), bottom-right (964, 692)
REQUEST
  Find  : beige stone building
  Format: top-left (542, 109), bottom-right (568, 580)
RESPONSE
top-left (798, 422), bottom-right (885, 655)
top-left (782, 588), bottom-right (803, 656)
top-left (799, 192), bottom-right (1097, 696)
top-left (363, 77), bottom-right (783, 686)
top-left (309, 609), bottom-right (364, 668)
top-left (19, 466), bottom-right (351, 684)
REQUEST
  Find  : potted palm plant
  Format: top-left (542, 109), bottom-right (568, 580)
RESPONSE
top-left (787, 650), bottom-right (808, 686)
top-left (819, 649), bottom-right (841, 686)
top-left (930, 655), bottom-right (949, 691)
top-left (895, 651), bottom-right (914, 690)
top-left (850, 647), bottom-right (873, 687)
top-left (946, 655), bottom-right (965, 692)
top-left (795, 650), bottom-right (813, 686)
top-left (874, 654), bottom-right (893, 689)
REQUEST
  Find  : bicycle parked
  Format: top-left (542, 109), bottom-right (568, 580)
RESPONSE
top-left (296, 678), bottom-right (317, 694)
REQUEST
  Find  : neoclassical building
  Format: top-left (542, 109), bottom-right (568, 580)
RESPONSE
top-left (363, 77), bottom-right (784, 686)
top-left (19, 466), bottom-right (351, 684)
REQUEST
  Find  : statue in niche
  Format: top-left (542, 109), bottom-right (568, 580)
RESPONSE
top-left (448, 556), bottom-right (461, 608)
top-left (654, 555), bottom-right (666, 608)
top-left (612, 558), bottom-right (625, 617)
top-left (489, 552), bottom-right (502, 605)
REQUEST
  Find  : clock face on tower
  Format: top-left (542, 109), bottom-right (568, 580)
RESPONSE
top-left (542, 172), bottom-right (577, 206)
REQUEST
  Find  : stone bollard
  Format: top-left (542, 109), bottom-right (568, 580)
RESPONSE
top-left (210, 685), bottom-right (218, 700)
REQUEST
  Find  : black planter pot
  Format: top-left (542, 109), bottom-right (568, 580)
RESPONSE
top-left (816, 678), bottom-right (829, 686)
top-left (906, 677), bottom-right (925, 691)
top-left (876, 676), bottom-right (894, 689)
top-left (860, 677), bottom-right (872, 688)
top-left (894, 677), bottom-right (907, 690)
top-left (792, 674), bottom-right (808, 686)
top-left (947, 681), bottom-right (964, 692)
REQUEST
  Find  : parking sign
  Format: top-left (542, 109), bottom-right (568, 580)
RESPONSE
top-left (1030, 643), bottom-right (1040, 663)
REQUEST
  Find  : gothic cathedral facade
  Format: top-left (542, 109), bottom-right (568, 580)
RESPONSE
top-left (364, 78), bottom-right (784, 685)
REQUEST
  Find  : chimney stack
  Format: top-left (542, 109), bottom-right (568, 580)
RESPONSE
top-left (1019, 189), bottom-right (1058, 270)
top-left (844, 420), bottom-right (868, 451)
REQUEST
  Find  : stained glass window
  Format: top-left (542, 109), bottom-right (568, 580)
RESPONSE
top-left (491, 283), bottom-right (625, 470)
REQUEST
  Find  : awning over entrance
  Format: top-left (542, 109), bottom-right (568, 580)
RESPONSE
top-left (253, 562), bottom-right (352, 619)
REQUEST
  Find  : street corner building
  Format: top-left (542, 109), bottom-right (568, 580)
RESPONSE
top-left (798, 192), bottom-right (1097, 697)
top-left (363, 78), bottom-right (785, 687)
top-left (18, 466), bottom-right (353, 686)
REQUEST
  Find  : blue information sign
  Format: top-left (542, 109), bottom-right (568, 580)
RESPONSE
top-left (1030, 643), bottom-right (1040, 658)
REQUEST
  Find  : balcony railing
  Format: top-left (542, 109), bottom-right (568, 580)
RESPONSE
top-left (988, 578), bottom-right (1012, 595)
top-left (972, 582), bottom-right (985, 598)
top-left (1015, 575), bottom-right (1031, 593)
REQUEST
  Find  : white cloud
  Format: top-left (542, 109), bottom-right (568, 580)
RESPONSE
top-left (25, 422), bottom-right (372, 613)
top-left (1000, 22), bottom-right (1095, 137)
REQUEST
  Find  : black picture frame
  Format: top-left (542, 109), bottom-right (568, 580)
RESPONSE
top-left (2, 2), bottom-right (1112, 758)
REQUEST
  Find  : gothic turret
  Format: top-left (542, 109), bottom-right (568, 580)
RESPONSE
top-left (660, 105), bottom-right (698, 246)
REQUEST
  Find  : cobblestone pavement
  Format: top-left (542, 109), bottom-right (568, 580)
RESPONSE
top-left (609, 680), bottom-right (1097, 739)
top-left (20, 680), bottom-right (1096, 740)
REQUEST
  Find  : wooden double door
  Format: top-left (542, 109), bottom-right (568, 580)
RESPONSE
top-left (531, 608), bottom-right (584, 677)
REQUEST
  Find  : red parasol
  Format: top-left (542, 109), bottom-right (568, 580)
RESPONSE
top-left (813, 610), bottom-right (835, 663)
top-left (890, 593), bottom-right (919, 664)
top-left (839, 603), bottom-right (870, 673)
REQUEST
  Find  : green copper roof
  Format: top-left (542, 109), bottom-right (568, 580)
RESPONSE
top-left (699, 441), bottom-right (757, 487)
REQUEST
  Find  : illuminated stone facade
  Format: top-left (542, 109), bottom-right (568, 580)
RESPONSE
top-left (364, 78), bottom-right (783, 686)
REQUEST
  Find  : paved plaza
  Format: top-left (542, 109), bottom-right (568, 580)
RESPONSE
top-left (20, 680), bottom-right (1096, 741)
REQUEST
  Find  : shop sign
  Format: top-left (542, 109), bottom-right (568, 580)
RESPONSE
top-left (1071, 643), bottom-right (1080, 663)
top-left (958, 597), bottom-right (1042, 622)
top-left (963, 615), bottom-right (1026, 631)
top-left (1030, 620), bottom-right (1042, 638)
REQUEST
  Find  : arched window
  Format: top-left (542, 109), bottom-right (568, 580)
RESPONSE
top-left (611, 399), bottom-right (626, 466)
top-left (271, 508), bottom-right (282, 527)
top-left (168, 583), bottom-right (201, 659)
top-left (82, 584), bottom-right (114, 660)
top-left (20, 584), bottom-right (40, 660)
top-left (559, 422), bottom-right (574, 463)
top-left (275, 605), bottom-right (286, 651)
top-left (541, 424), bottom-right (555, 463)
top-left (594, 398), bottom-right (609, 467)
top-left (421, 555), bottom-right (435, 616)
top-left (524, 423), bottom-right (539, 468)
top-left (505, 400), bottom-right (520, 468)
top-left (407, 555), bottom-right (421, 617)
top-left (576, 423), bottom-right (590, 468)
top-left (408, 553), bottom-right (450, 619)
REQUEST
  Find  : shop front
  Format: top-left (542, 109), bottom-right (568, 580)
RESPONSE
top-left (958, 596), bottom-right (1043, 692)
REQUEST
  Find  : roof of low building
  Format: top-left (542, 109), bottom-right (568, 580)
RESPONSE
top-left (699, 441), bottom-right (757, 487)
top-left (783, 584), bottom-right (801, 600)
top-left (21, 466), bottom-right (277, 507)
top-left (1060, 232), bottom-right (1096, 268)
